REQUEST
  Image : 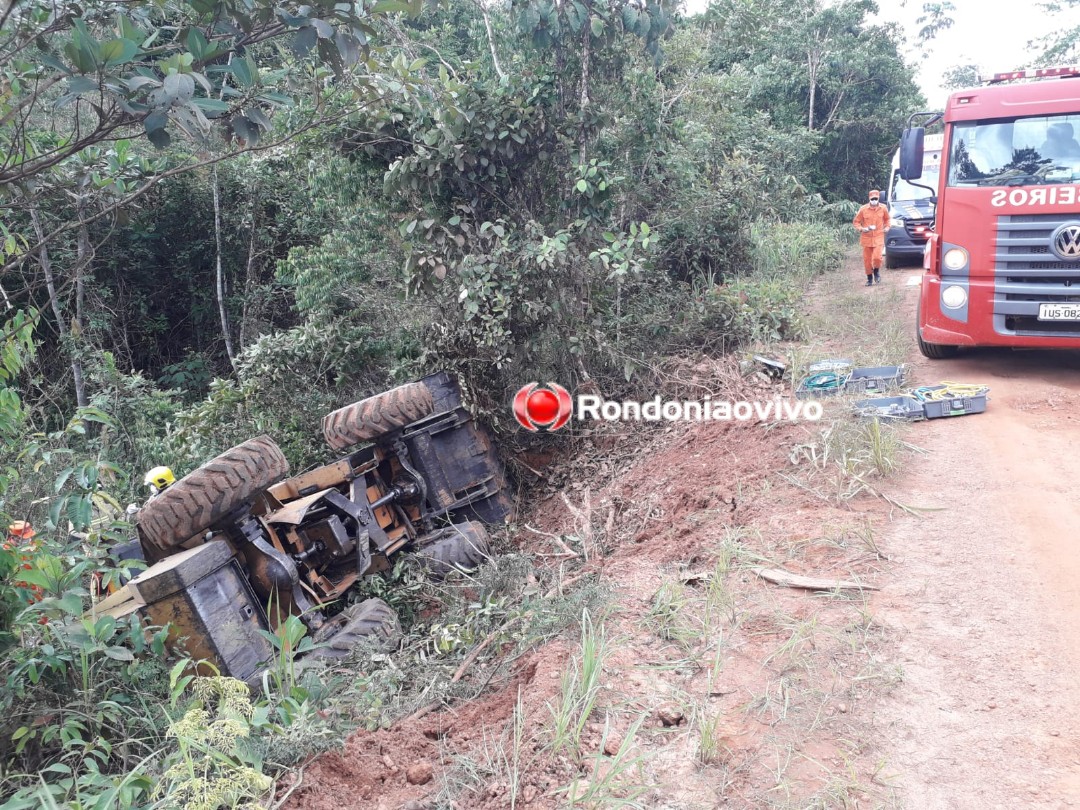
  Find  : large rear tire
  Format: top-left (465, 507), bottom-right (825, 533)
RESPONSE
top-left (137, 436), bottom-right (289, 556)
top-left (308, 598), bottom-right (401, 659)
top-left (323, 382), bottom-right (435, 450)
top-left (414, 521), bottom-right (491, 578)
top-left (916, 299), bottom-right (959, 359)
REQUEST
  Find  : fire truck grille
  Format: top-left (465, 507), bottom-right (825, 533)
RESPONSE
top-left (994, 214), bottom-right (1080, 336)
top-left (995, 214), bottom-right (1080, 275)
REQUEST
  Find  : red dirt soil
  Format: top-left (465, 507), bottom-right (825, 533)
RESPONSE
top-left (281, 356), bottom-right (896, 810)
top-left (283, 257), bottom-right (1080, 809)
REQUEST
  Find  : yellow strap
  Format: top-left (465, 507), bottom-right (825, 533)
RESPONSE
top-left (916, 382), bottom-right (989, 401)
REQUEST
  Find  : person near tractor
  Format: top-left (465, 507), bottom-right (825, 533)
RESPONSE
top-left (5, 521), bottom-right (44, 608)
top-left (143, 466), bottom-right (175, 497)
top-left (853, 189), bottom-right (890, 286)
top-left (103, 466), bottom-right (176, 598)
top-left (126, 465), bottom-right (175, 518)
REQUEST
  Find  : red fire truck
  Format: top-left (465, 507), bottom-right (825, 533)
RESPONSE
top-left (900, 67), bottom-right (1080, 358)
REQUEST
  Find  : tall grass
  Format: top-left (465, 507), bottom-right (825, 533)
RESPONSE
top-left (548, 610), bottom-right (609, 757)
top-left (749, 220), bottom-right (847, 281)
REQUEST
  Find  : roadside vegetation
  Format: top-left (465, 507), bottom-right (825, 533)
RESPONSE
top-left (0, 0), bottom-right (970, 804)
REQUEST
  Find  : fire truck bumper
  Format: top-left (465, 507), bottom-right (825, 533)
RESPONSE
top-left (920, 321), bottom-right (979, 346)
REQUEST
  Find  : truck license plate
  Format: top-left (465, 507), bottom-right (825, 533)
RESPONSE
top-left (1038, 303), bottom-right (1080, 321)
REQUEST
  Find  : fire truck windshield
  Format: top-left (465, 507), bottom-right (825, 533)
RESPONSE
top-left (947, 114), bottom-right (1080, 187)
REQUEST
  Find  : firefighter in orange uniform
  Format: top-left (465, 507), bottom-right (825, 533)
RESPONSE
top-left (853, 189), bottom-right (890, 286)
top-left (5, 521), bottom-right (44, 608)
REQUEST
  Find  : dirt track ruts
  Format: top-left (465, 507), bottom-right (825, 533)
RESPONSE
top-left (872, 268), bottom-right (1080, 809)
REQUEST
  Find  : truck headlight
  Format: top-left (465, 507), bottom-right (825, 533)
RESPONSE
top-left (892, 217), bottom-right (905, 227)
top-left (943, 247), bottom-right (969, 271)
top-left (941, 285), bottom-right (967, 309)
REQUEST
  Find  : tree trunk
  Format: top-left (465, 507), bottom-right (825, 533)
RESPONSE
top-left (807, 48), bottom-right (819, 131)
top-left (478, 0), bottom-right (506, 81)
top-left (30, 207), bottom-right (87, 408)
top-left (578, 12), bottom-right (592, 165)
top-left (212, 164), bottom-right (237, 372)
top-left (73, 194), bottom-right (92, 408)
top-left (240, 195), bottom-right (259, 352)
top-left (555, 1), bottom-right (567, 117)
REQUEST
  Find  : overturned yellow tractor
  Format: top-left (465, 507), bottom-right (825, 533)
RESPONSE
top-left (101, 373), bottom-right (513, 683)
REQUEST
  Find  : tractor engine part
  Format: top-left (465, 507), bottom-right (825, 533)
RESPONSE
top-left (128, 540), bottom-right (273, 686)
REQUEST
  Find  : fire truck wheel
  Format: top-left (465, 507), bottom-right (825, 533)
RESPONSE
top-left (308, 599), bottom-right (401, 658)
top-left (916, 300), bottom-right (960, 359)
top-left (322, 381), bottom-right (435, 450)
top-left (137, 436), bottom-right (289, 556)
top-left (414, 521), bottom-right (492, 579)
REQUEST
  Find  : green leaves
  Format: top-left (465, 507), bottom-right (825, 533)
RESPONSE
top-left (64, 19), bottom-right (102, 74)
top-left (145, 113), bottom-right (171, 149)
top-left (229, 112), bottom-right (269, 147)
top-left (2, 0), bottom-right (425, 187)
top-left (371, 0), bottom-right (413, 12)
top-left (292, 25), bottom-right (318, 55)
top-left (100, 38), bottom-right (139, 66)
top-left (230, 56), bottom-right (259, 88)
top-left (162, 72), bottom-right (196, 102)
top-left (589, 221), bottom-right (655, 279)
top-left (192, 97), bottom-right (232, 115)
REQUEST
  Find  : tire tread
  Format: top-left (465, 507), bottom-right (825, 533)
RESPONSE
top-left (137, 436), bottom-right (288, 554)
top-left (323, 382), bottom-right (434, 450)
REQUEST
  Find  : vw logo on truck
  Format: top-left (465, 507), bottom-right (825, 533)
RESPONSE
top-left (1052, 223), bottom-right (1080, 260)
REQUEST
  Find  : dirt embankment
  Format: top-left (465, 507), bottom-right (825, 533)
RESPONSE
top-left (283, 253), bottom-right (1080, 810)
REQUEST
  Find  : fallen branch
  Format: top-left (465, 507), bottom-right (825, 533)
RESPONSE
top-left (451, 616), bottom-right (523, 684)
top-left (544, 570), bottom-right (591, 599)
top-left (271, 759), bottom-right (312, 809)
top-left (513, 459), bottom-right (548, 479)
top-left (560, 489), bottom-right (595, 561)
top-left (523, 523), bottom-right (579, 558)
top-left (402, 701), bottom-right (440, 724)
top-left (845, 471), bottom-right (946, 516)
top-left (752, 567), bottom-right (878, 592)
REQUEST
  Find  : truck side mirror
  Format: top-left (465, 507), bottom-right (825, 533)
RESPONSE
top-left (900, 128), bottom-right (925, 180)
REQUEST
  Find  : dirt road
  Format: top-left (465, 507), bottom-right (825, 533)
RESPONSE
top-left (873, 269), bottom-right (1080, 808)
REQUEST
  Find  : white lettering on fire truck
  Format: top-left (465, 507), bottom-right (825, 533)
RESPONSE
top-left (991, 185), bottom-right (1080, 207)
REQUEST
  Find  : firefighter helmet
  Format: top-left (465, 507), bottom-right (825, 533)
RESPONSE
top-left (143, 466), bottom-right (176, 490)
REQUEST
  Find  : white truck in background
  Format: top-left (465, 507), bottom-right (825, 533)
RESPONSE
top-left (885, 132), bottom-right (943, 268)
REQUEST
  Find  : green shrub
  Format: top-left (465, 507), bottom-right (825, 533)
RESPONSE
top-left (749, 219), bottom-right (847, 280)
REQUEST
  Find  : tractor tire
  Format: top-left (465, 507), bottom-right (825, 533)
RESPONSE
top-left (137, 436), bottom-right (289, 556)
top-left (322, 381), bottom-right (435, 450)
top-left (414, 521), bottom-right (491, 579)
top-left (308, 598), bottom-right (401, 659)
top-left (916, 299), bottom-right (959, 359)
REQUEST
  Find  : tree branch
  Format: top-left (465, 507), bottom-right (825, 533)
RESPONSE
top-left (0, 101), bottom-right (367, 280)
